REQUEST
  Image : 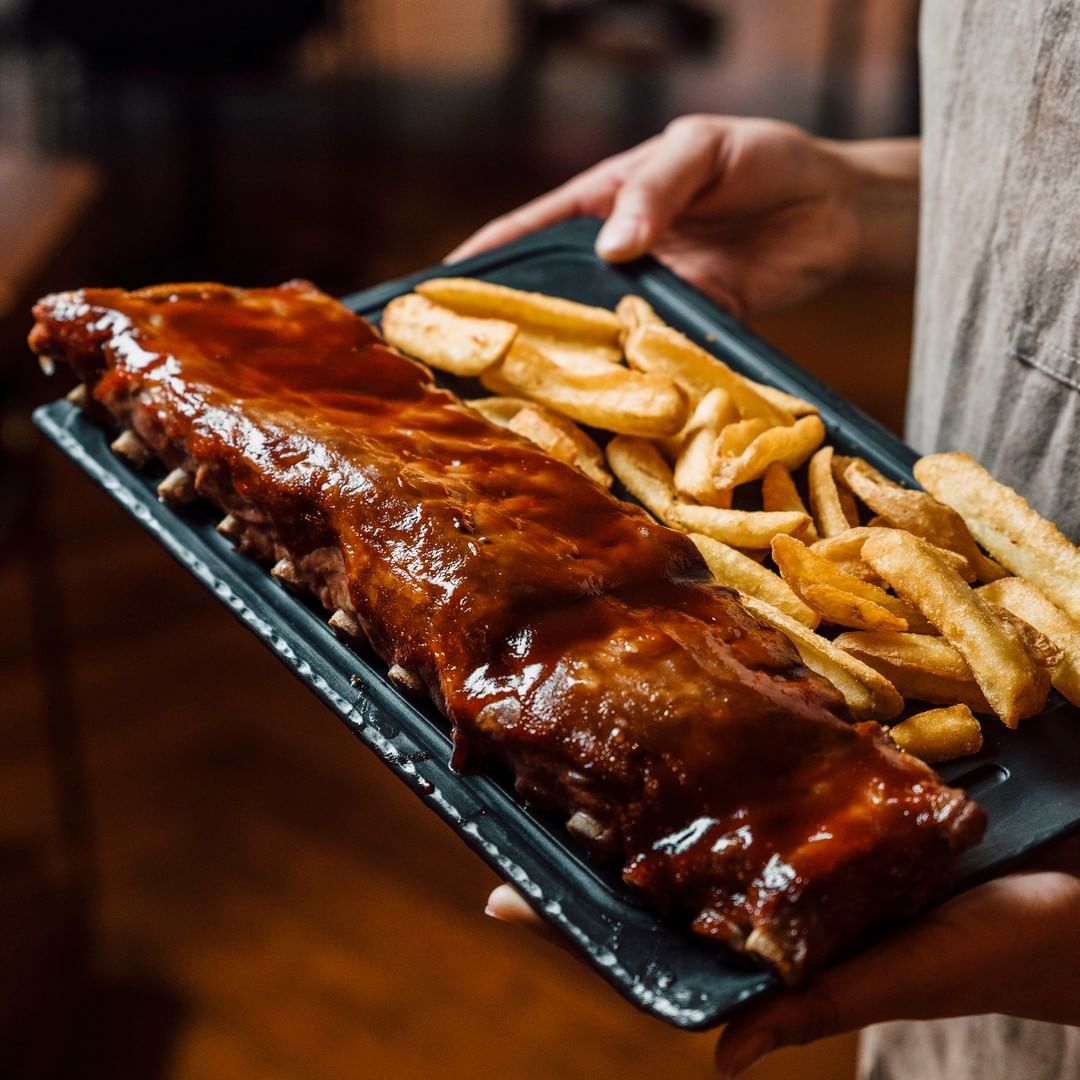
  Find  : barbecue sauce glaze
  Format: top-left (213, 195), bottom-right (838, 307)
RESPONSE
top-left (31, 281), bottom-right (985, 981)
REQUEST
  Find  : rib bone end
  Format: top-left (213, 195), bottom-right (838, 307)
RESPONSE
top-left (157, 467), bottom-right (197, 505)
top-left (271, 558), bottom-right (301, 587)
top-left (387, 663), bottom-right (423, 694)
top-left (66, 384), bottom-right (89, 408)
top-left (329, 608), bottom-right (359, 636)
top-left (110, 429), bottom-right (153, 468)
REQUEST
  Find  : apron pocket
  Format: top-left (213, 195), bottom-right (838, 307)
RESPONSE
top-left (1013, 321), bottom-right (1080, 393)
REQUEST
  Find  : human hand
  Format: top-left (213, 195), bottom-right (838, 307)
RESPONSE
top-left (485, 840), bottom-right (1080, 1077)
top-left (448, 116), bottom-right (919, 317)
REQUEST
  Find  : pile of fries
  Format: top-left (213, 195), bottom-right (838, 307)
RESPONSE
top-left (382, 278), bottom-right (1080, 765)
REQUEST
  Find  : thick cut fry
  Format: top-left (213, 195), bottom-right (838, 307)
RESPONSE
top-left (861, 529), bottom-right (1048, 727)
top-left (615, 294), bottom-right (663, 344)
top-left (834, 631), bottom-right (992, 712)
top-left (667, 504), bottom-right (810, 549)
top-left (915, 452), bottom-right (1080, 621)
top-left (689, 533), bottom-right (819, 628)
top-left (889, 705), bottom-right (983, 764)
top-left (605, 436), bottom-right (677, 518)
top-left (626, 324), bottom-right (792, 423)
top-left (740, 596), bottom-right (904, 721)
top-left (657, 386), bottom-right (737, 461)
top-left (762, 462), bottom-right (819, 543)
top-left (712, 414), bottom-right (825, 490)
top-left (381, 293), bottom-right (517, 376)
top-left (771, 534), bottom-right (914, 632)
top-left (465, 395), bottom-right (531, 426)
top-left (516, 328), bottom-right (623, 374)
top-left (507, 405), bottom-right (612, 488)
top-left (674, 428), bottom-right (731, 507)
top-left (808, 446), bottom-right (858, 537)
top-left (811, 527), bottom-right (976, 583)
top-left (483, 340), bottom-right (687, 437)
top-left (416, 277), bottom-right (620, 343)
top-left (843, 458), bottom-right (986, 577)
top-left (978, 577), bottom-right (1080, 707)
top-left (747, 380), bottom-right (819, 417)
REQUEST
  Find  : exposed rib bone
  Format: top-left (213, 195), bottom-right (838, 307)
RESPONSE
top-left (38, 354), bottom-right (56, 376)
top-left (387, 663), bottom-right (423, 693)
top-left (110, 429), bottom-right (153, 467)
top-left (329, 608), bottom-right (359, 636)
top-left (216, 514), bottom-right (243, 539)
top-left (157, 467), bottom-right (196, 505)
top-left (66, 384), bottom-right (88, 408)
top-left (566, 810), bottom-right (612, 845)
top-left (271, 558), bottom-right (301, 587)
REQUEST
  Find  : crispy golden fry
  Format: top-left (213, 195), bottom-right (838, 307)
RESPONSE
top-left (740, 595), bottom-right (904, 720)
top-left (465, 395), bottom-right (532, 426)
top-left (626, 324), bottom-right (793, 424)
top-left (615, 294), bottom-right (663, 345)
top-left (861, 529), bottom-right (1049, 727)
top-left (811, 526), bottom-right (976, 583)
top-left (762, 462), bottom-right (819, 543)
top-left (381, 293), bottom-right (517, 376)
top-left (671, 390), bottom-right (738, 506)
top-left (916, 452), bottom-right (1080, 619)
top-left (507, 405), bottom-right (612, 488)
top-left (483, 340), bottom-right (687, 437)
top-left (808, 446), bottom-right (858, 537)
top-left (889, 705), bottom-right (983, 764)
top-left (833, 631), bottom-right (992, 712)
top-left (978, 577), bottom-right (1080, 707)
top-left (668, 503), bottom-right (810, 549)
top-left (984, 601), bottom-right (1063, 671)
top-left (515, 329), bottom-right (623, 374)
top-left (771, 534), bottom-right (913, 632)
top-left (712, 414), bottom-right (826, 490)
top-left (843, 457), bottom-right (987, 578)
top-left (657, 387), bottom-right (738, 461)
top-left (689, 533), bottom-right (819, 628)
top-left (715, 417), bottom-right (771, 457)
top-left (416, 277), bottom-right (620, 343)
top-left (605, 435), bottom-right (677, 518)
top-left (747, 381), bottom-right (819, 417)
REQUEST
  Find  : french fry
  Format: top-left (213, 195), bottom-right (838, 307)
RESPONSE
top-left (615, 294), bottom-right (663, 344)
top-left (716, 417), bottom-right (771, 457)
top-left (771, 534), bottom-right (917, 632)
top-left (483, 340), bottom-right (687, 437)
top-left (672, 390), bottom-right (738, 506)
top-left (746, 380), bottom-right (819, 417)
top-left (606, 435), bottom-right (677, 518)
top-left (808, 446), bottom-right (858, 537)
top-left (507, 405), bottom-right (612, 488)
top-left (689, 533), bottom-right (819, 628)
top-left (915, 452), bottom-right (1080, 621)
top-left (626, 324), bottom-right (793, 424)
top-left (978, 577), bottom-right (1080, 707)
top-left (466, 395), bottom-right (532, 426)
top-left (740, 595), bottom-right (904, 720)
top-left (667, 503), bottom-right (810, 549)
top-left (381, 293), bottom-right (517, 376)
top-left (861, 529), bottom-right (1049, 727)
top-left (516, 329), bottom-right (623, 374)
top-left (833, 631), bottom-right (992, 712)
top-left (416, 277), bottom-right (620, 344)
top-left (712, 414), bottom-right (825, 490)
top-left (811, 527), bottom-right (976, 583)
top-left (762, 462), bottom-right (819, 543)
top-left (843, 458), bottom-right (988, 578)
top-left (888, 705), bottom-right (983, 764)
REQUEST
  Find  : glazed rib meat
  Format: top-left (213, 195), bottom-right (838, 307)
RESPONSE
top-left (30, 281), bottom-right (985, 982)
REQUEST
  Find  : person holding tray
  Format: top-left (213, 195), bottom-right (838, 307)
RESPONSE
top-left (451, 4), bottom-right (1080, 1078)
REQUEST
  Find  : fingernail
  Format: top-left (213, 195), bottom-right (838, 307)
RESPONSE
top-left (596, 217), bottom-right (647, 261)
top-left (718, 1030), bottom-right (777, 1078)
top-left (484, 903), bottom-right (497, 918)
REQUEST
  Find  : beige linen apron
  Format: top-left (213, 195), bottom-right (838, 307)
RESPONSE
top-left (861, 2), bottom-right (1080, 1076)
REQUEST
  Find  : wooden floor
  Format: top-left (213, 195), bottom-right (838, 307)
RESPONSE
top-left (1, 279), bottom-right (912, 1080)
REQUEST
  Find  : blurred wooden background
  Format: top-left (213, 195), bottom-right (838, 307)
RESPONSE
top-left (0, 2), bottom-right (915, 1077)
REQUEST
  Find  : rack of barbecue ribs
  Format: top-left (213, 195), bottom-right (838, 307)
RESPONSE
top-left (29, 281), bottom-right (985, 983)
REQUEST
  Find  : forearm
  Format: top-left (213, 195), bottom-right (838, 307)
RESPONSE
top-left (830, 137), bottom-right (921, 282)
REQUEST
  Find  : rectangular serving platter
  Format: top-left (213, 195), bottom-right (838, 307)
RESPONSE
top-left (34, 217), bottom-right (1080, 1029)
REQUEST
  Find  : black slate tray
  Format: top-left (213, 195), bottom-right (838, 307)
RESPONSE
top-left (33, 217), bottom-right (1080, 1030)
